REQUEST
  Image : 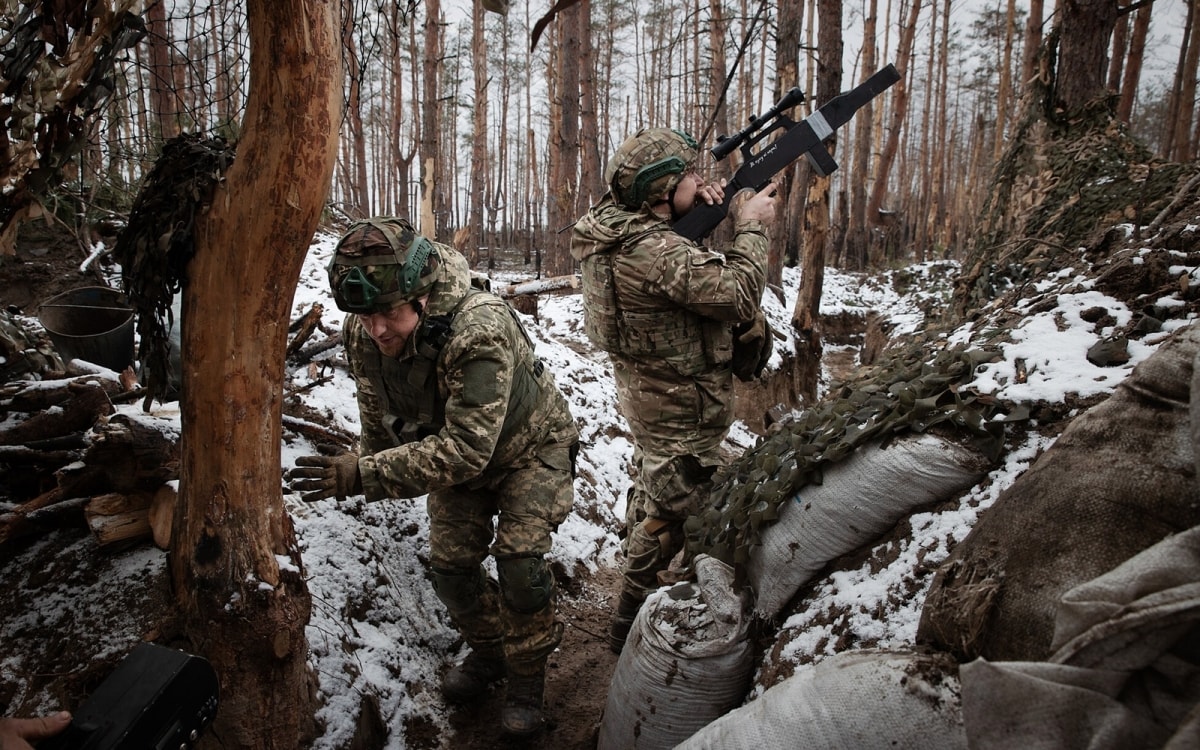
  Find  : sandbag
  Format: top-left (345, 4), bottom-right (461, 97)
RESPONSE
top-left (919, 323), bottom-right (1200, 662)
top-left (749, 431), bottom-right (990, 618)
top-left (676, 649), bottom-right (967, 750)
top-left (597, 555), bottom-right (753, 750)
top-left (960, 524), bottom-right (1200, 750)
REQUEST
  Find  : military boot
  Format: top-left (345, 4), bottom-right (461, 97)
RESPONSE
top-left (441, 650), bottom-right (506, 702)
top-left (501, 667), bottom-right (546, 736)
top-left (607, 590), bottom-right (643, 654)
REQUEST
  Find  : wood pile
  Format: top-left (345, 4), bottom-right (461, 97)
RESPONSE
top-left (0, 364), bottom-right (178, 553)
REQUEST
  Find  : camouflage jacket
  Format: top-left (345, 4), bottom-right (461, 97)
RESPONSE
top-left (570, 194), bottom-right (768, 450)
top-left (345, 245), bottom-right (578, 501)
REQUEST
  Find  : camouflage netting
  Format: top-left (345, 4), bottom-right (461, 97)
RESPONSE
top-left (953, 41), bottom-right (1200, 320)
top-left (686, 340), bottom-right (1020, 568)
top-left (111, 133), bottom-right (235, 408)
top-left (0, 2), bottom-right (145, 254)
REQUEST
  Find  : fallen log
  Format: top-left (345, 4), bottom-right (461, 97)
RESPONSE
top-left (287, 304), bottom-right (325, 358)
top-left (493, 274), bottom-right (579, 298)
top-left (282, 414), bottom-right (355, 449)
top-left (0, 444), bottom-right (82, 467)
top-left (0, 384), bottom-right (113, 446)
top-left (289, 332), bottom-right (342, 366)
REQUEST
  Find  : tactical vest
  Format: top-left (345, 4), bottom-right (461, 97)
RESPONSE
top-left (359, 289), bottom-right (546, 447)
top-left (580, 234), bottom-right (727, 376)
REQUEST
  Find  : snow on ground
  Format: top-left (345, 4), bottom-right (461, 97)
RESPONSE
top-left (5, 225), bottom-right (1195, 748)
top-left (275, 235), bottom-right (968, 747)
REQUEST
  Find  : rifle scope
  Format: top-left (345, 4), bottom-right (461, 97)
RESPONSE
top-left (711, 86), bottom-right (806, 161)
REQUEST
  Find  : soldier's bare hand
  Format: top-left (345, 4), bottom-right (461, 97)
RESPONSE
top-left (0, 712), bottom-right (72, 750)
top-left (696, 178), bottom-right (726, 206)
top-left (733, 182), bottom-right (779, 223)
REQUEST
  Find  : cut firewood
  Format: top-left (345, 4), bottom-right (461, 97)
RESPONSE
top-left (85, 491), bottom-right (154, 550)
top-left (149, 483), bottom-right (176, 550)
top-left (86, 414), bottom-right (180, 493)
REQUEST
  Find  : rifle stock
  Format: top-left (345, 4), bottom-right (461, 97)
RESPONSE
top-left (674, 63), bottom-right (901, 242)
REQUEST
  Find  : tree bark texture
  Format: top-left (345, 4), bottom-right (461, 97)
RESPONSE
top-left (792, 0), bottom-right (843, 403)
top-left (1054, 0), bottom-right (1119, 114)
top-left (174, 1), bottom-right (341, 746)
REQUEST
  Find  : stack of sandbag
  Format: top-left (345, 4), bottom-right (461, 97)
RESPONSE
top-left (675, 649), bottom-right (967, 750)
top-left (749, 430), bottom-right (991, 618)
top-left (676, 524), bottom-right (1200, 749)
top-left (597, 555), bottom-right (753, 750)
top-left (959, 522), bottom-right (1200, 748)
top-left (919, 322), bottom-right (1200, 662)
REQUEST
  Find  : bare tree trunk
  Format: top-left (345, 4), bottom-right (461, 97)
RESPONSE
top-left (1117, 1), bottom-right (1151, 124)
top-left (867, 0), bottom-right (920, 264)
top-left (577, 0), bottom-right (602, 212)
top-left (145, 0), bottom-right (180, 141)
top-left (421, 0), bottom-right (444, 235)
top-left (994, 0), bottom-right (1016, 163)
top-left (930, 0), bottom-right (951, 252)
top-left (775, 0), bottom-right (805, 272)
top-left (1107, 0), bottom-right (1129, 92)
top-left (174, 1), bottom-right (340, 746)
top-left (468, 0), bottom-right (489, 266)
top-left (912, 0), bottom-right (939, 260)
top-left (1169, 2), bottom-right (1199, 161)
top-left (847, 0), bottom-right (877, 271)
top-left (546, 3), bottom-right (580, 277)
top-left (1021, 0), bottom-right (1045, 87)
top-left (792, 0), bottom-right (842, 403)
top-left (1054, 0), bottom-right (1120, 113)
top-left (342, 2), bottom-right (369, 214)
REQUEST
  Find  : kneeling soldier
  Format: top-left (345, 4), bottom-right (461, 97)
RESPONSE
top-left (290, 217), bottom-right (579, 736)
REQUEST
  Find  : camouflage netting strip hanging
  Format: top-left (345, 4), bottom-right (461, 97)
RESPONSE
top-left (111, 134), bottom-right (235, 409)
top-left (686, 343), bottom-right (1019, 568)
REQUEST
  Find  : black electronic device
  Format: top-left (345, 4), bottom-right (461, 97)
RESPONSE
top-left (40, 642), bottom-right (219, 750)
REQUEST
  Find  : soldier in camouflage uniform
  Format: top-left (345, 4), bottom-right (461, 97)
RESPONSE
top-left (289, 218), bottom-right (579, 736)
top-left (570, 128), bottom-right (777, 653)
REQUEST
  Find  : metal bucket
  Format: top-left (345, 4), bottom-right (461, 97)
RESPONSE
top-left (38, 286), bottom-right (135, 372)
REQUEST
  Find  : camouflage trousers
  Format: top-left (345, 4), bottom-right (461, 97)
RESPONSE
top-left (426, 447), bottom-right (574, 673)
top-left (619, 442), bottom-right (725, 600)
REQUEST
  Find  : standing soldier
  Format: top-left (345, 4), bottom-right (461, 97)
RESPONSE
top-left (570, 128), bottom-right (777, 653)
top-left (289, 218), bottom-right (579, 736)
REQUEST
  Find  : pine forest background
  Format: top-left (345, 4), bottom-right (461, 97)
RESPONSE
top-left (7, 0), bottom-right (1199, 276)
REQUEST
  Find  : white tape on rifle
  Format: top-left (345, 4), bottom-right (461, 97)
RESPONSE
top-left (808, 111), bottom-right (833, 140)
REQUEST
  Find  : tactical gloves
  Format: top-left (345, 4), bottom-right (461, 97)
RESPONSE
top-left (289, 449), bottom-right (363, 502)
top-left (731, 311), bottom-right (774, 381)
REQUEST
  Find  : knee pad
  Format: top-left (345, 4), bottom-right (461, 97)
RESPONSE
top-left (430, 565), bottom-right (486, 617)
top-left (496, 555), bottom-right (554, 614)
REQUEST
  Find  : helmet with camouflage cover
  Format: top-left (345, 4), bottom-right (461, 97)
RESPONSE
top-left (327, 217), bottom-right (440, 314)
top-left (605, 128), bottom-right (700, 209)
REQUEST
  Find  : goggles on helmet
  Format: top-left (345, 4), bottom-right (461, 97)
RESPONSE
top-left (327, 219), bottom-right (437, 314)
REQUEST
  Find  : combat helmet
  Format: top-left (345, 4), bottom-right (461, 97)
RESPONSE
top-left (605, 127), bottom-right (700, 209)
top-left (327, 217), bottom-right (440, 314)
